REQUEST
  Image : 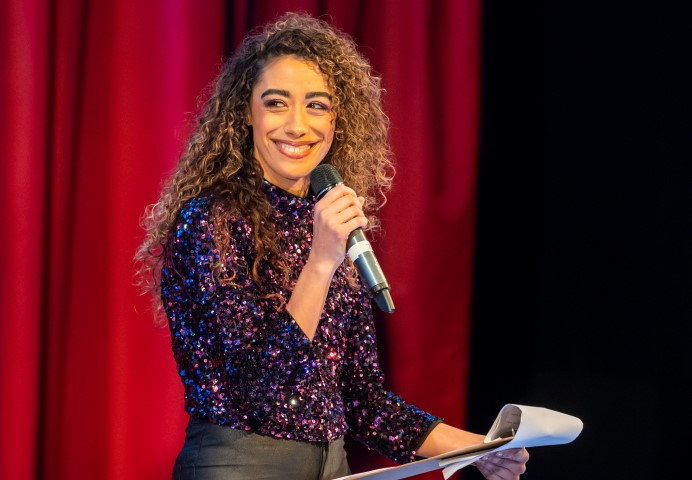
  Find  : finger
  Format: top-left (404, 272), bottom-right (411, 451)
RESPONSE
top-left (474, 450), bottom-right (528, 479)
top-left (475, 461), bottom-right (518, 480)
top-left (320, 194), bottom-right (365, 223)
top-left (331, 203), bottom-right (366, 224)
top-left (340, 212), bottom-right (368, 233)
top-left (317, 184), bottom-right (359, 204)
top-left (493, 448), bottom-right (529, 469)
top-left (504, 448), bottom-right (530, 464)
top-left (314, 186), bottom-right (360, 218)
top-left (323, 205), bottom-right (368, 238)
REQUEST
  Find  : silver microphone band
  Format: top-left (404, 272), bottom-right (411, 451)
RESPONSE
top-left (347, 239), bottom-right (374, 260)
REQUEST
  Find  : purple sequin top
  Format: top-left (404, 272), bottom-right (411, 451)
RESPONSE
top-left (161, 181), bottom-right (440, 463)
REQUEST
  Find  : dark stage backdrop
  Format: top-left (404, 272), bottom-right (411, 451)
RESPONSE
top-left (0, 1), bottom-right (481, 479)
top-left (466, 2), bottom-right (691, 480)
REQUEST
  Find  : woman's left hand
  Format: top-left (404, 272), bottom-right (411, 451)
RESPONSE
top-left (473, 448), bottom-right (529, 480)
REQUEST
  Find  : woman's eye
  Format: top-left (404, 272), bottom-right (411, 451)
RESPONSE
top-left (264, 99), bottom-right (286, 108)
top-left (308, 101), bottom-right (330, 111)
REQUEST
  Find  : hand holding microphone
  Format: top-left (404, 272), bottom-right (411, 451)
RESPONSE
top-left (310, 164), bottom-right (395, 313)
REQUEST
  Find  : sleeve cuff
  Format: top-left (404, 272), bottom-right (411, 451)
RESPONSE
top-left (411, 417), bottom-right (444, 456)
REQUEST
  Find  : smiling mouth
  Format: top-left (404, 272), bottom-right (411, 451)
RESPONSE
top-left (275, 141), bottom-right (315, 157)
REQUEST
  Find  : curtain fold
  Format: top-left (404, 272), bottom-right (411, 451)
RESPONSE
top-left (0, 1), bottom-right (50, 478)
top-left (0, 1), bottom-right (479, 478)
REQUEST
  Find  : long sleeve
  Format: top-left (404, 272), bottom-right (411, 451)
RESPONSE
top-left (340, 305), bottom-right (441, 463)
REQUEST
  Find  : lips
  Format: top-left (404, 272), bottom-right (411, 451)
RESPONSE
top-left (274, 141), bottom-right (315, 158)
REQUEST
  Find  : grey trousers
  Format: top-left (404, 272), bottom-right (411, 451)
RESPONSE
top-left (172, 417), bottom-right (351, 480)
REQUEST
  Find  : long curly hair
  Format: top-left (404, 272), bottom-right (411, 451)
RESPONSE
top-left (134, 12), bottom-right (395, 319)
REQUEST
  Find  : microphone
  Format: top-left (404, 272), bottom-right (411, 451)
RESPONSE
top-left (310, 164), bottom-right (395, 313)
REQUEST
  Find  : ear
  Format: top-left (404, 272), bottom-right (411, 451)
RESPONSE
top-left (246, 109), bottom-right (252, 126)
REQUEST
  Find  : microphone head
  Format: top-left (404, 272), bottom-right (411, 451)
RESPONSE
top-left (310, 164), bottom-right (343, 199)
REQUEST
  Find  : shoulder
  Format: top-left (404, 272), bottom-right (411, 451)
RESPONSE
top-left (177, 194), bottom-right (215, 223)
top-left (173, 193), bottom-right (253, 243)
top-left (173, 195), bottom-right (215, 238)
top-left (176, 194), bottom-right (245, 228)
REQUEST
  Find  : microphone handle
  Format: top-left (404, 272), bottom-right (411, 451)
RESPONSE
top-left (347, 229), bottom-right (395, 313)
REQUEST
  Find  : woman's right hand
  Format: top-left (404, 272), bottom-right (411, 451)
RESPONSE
top-left (309, 184), bottom-right (368, 272)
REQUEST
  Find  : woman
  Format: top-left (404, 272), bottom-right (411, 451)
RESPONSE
top-left (136, 12), bottom-right (529, 480)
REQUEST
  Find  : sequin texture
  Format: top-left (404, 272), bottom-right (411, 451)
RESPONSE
top-left (161, 182), bottom-right (439, 463)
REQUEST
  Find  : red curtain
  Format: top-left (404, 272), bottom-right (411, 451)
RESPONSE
top-left (0, 1), bottom-right (480, 479)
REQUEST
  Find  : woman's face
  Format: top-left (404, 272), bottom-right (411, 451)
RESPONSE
top-left (248, 55), bottom-right (335, 196)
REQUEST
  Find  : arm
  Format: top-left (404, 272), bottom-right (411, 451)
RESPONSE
top-left (417, 422), bottom-right (485, 455)
top-left (340, 301), bottom-right (441, 463)
top-left (286, 184), bottom-right (367, 340)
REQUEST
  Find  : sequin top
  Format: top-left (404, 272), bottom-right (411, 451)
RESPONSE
top-left (161, 181), bottom-right (440, 463)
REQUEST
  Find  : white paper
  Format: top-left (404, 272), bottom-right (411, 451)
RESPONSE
top-left (440, 404), bottom-right (583, 478)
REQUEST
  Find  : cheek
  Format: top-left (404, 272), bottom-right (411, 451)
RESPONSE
top-left (253, 117), bottom-right (280, 143)
top-left (323, 119), bottom-right (335, 146)
top-left (321, 129), bottom-right (335, 154)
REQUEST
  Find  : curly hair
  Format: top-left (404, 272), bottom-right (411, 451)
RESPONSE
top-left (134, 12), bottom-right (395, 319)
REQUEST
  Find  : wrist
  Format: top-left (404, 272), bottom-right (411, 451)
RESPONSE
top-left (417, 423), bottom-right (486, 457)
top-left (304, 253), bottom-right (340, 278)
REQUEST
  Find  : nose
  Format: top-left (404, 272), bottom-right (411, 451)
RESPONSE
top-left (284, 108), bottom-right (308, 137)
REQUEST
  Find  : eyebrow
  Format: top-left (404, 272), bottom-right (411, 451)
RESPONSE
top-left (306, 91), bottom-right (332, 101)
top-left (260, 89), bottom-right (332, 101)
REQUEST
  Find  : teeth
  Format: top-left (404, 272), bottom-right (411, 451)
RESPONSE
top-left (277, 142), bottom-right (312, 154)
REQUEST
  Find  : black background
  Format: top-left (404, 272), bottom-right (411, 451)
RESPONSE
top-left (466, 2), bottom-right (691, 479)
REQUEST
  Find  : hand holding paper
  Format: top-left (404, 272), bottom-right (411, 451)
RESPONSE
top-left (335, 404), bottom-right (583, 480)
